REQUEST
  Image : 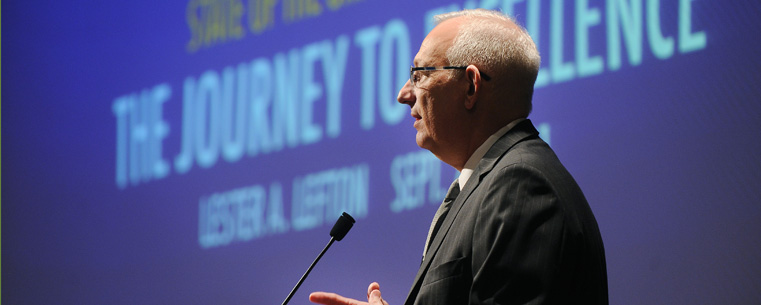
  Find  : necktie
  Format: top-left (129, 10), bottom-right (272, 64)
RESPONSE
top-left (422, 179), bottom-right (460, 259)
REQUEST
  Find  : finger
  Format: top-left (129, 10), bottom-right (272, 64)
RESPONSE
top-left (366, 282), bottom-right (380, 299)
top-left (368, 289), bottom-right (388, 305)
top-left (309, 292), bottom-right (365, 305)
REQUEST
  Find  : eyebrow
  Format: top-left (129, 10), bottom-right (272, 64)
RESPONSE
top-left (413, 60), bottom-right (436, 68)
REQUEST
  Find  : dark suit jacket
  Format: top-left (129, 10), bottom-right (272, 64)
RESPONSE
top-left (404, 120), bottom-right (608, 305)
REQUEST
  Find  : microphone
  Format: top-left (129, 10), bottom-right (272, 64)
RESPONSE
top-left (281, 212), bottom-right (356, 305)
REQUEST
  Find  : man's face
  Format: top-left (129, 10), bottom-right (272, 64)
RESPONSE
top-left (397, 19), bottom-right (468, 155)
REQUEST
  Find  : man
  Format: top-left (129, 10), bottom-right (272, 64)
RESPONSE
top-left (310, 9), bottom-right (607, 305)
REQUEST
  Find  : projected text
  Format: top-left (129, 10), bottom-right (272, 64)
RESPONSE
top-left (174, 35), bottom-right (350, 173)
top-left (186, 0), bottom-right (365, 52)
top-left (198, 163), bottom-right (369, 248)
top-left (390, 150), bottom-right (449, 213)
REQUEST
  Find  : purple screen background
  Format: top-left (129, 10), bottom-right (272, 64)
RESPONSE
top-left (4, 0), bottom-right (761, 304)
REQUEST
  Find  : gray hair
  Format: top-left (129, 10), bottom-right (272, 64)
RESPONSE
top-left (434, 9), bottom-right (541, 112)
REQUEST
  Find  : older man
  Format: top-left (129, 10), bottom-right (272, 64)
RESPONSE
top-left (310, 9), bottom-right (607, 305)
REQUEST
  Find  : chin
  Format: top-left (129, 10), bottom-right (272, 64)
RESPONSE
top-left (415, 139), bottom-right (425, 149)
top-left (415, 134), bottom-right (433, 150)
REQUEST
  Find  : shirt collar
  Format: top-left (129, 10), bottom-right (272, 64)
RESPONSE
top-left (458, 118), bottom-right (526, 190)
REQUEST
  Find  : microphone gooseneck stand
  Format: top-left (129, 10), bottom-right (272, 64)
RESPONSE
top-left (280, 212), bottom-right (355, 305)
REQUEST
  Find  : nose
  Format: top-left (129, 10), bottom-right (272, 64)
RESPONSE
top-left (397, 79), bottom-right (416, 107)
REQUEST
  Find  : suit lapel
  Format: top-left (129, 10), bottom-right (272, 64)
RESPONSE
top-left (403, 120), bottom-right (539, 305)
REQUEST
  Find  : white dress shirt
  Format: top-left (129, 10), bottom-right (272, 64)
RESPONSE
top-left (457, 118), bottom-right (526, 190)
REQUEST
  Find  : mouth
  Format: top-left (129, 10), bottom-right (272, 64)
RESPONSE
top-left (411, 112), bottom-right (422, 127)
top-left (411, 111), bottom-right (422, 121)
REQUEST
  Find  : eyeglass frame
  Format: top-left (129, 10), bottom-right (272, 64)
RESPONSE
top-left (409, 66), bottom-right (492, 87)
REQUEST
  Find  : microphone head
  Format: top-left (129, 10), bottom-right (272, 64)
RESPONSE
top-left (329, 212), bottom-right (355, 241)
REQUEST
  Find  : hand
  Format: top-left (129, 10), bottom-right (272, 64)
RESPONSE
top-left (309, 282), bottom-right (390, 305)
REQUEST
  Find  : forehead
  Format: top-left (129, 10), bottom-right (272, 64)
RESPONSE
top-left (413, 18), bottom-right (462, 66)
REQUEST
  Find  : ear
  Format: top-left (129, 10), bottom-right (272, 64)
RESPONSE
top-left (464, 65), bottom-right (481, 110)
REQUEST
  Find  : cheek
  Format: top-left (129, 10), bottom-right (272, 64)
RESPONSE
top-left (422, 108), bottom-right (444, 140)
top-left (423, 101), bottom-right (451, 128)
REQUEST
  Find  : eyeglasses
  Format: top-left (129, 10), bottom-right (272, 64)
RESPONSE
top-left (409, 66), bottom-right (492, 87)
